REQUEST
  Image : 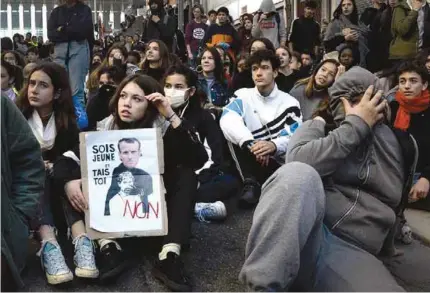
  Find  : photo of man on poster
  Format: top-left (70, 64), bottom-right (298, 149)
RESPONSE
top-left (104, 138), bottom-right (153, 216)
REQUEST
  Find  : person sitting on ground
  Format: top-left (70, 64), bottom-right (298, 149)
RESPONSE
top-left (1, 59), bottom-right (23, 102)
top-left (23, 62), bottom-right (38, 85)
top-left (275, 46), bottom-right (301, 92)
top-left (15, 62), bottom-right (98, 285)
top-left (289, 50), bottom-right (302, 71)
top-left (338, 43), bottom-right (360, 70)
top-left (289, 59), bottom-right (341, 121)
top-left (240, 66), bottom-right (412, 291)
top-left (389, 60), bottom-right (430, 243)
top-left (87, 43), bottom-right (130, 100)
top-left (230, 38), bottom-right (277, 93)
top-left (86, 66), bottom-right (126, 130)
top-left (416, 48), bottom-right (430, 74)
top-left (26, 46), bottom-right (40, 63)
top-left (197, 47), bottom-right (229, 117)
top-left (220, 49), bottom-right (302, 208)
top-left (53, 74), bottom-right (207, 290)
top-left (2, 50), bottom-right (26, 68)
top-left (1, 96), bottom-right (45, 292)
top-left (164, 64), bottom-right (240, 222)
top-left (140, 40), bottom-right (171, 83)
top-left (127, 50), bottom-right (141, 66)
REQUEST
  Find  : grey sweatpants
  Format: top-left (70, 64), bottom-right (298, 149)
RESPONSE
top-left (239, 162), bottom-right (404, 292)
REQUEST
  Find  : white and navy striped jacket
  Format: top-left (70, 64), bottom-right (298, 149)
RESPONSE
top-left (220, 85), bottom-right (302, 159)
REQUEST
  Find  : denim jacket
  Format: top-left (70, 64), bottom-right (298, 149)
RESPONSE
top-left (197, 76), bottom-right (229, 107)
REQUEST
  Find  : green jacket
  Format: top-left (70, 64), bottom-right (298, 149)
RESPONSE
top-left (389, 0), bottom-right (419, 60)
top-left (1, 96), bottom-right (44, 288)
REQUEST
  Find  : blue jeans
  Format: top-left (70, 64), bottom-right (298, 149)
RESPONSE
top-left (53, 40), bottom-right (89, 107)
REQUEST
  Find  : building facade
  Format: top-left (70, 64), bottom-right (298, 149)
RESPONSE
top-left (0, 0), bottom-right (129, 39)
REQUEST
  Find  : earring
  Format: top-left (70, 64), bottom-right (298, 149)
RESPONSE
top-left (54, 89), bottom-right (61, 99)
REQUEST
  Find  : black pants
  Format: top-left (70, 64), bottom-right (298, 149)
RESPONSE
top-left (230, 143), bottom-right (281, 186)
top-left (196, 173), bottom-right (240, 203)
top-left (163, 166), bottom-right (198, 245)
top-left (1, 253), bottom-right (17, 292)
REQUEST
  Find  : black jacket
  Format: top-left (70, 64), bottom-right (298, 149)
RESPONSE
top-left (86, 85), bottom-right (116, 131)
top-left (43, 120), bottom-right (80, 163)
top-left (141, 11), bottom-right (177, 52)
top-left (361, 4), bottom-right (390, 72)
top-left (390, 100), bottom-right (430, 182)
top-left (48, 2), bottom-right (94, 45)
top-left (289, 16), bottom-right (321, 53)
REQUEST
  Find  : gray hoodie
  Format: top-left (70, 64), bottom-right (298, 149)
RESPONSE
top-left (252, 0), bottom-right (287, 48)
top-left (286, 67), bottom-right (404, 255)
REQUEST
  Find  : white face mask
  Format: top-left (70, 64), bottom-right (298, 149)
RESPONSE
top-left (164, 88), bottom-right (190, 109)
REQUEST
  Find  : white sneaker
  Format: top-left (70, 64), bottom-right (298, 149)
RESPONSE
top-left (194, 201), bottom-right (227, 222)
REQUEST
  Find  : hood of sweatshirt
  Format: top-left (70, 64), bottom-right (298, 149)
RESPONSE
top-left (328, 66), bottom-right (383, 126)
top-left (259, 0), bottom-right (276, 13)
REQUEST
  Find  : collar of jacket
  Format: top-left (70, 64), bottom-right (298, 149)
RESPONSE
top-left (255, 83), bottom-right (279, 100)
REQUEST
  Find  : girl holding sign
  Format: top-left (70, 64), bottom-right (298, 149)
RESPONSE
top-left (15, 62), bottom-right (99, 285)
top-left (53, 74), bottom-right (208, 291)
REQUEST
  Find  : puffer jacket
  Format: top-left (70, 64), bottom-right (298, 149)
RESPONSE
top-left (286, 67), bottom-right (405, 255)
top-left (1, 96), bottom-right (44, 289)
top-left (389, 0), bottom-right (419, 60)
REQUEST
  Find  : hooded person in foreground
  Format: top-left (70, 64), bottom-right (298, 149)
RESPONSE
top-left (239, 67), bottom-right (416, 291)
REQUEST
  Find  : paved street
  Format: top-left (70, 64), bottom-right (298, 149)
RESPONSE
top-left (22, 204), bottom-right (430, 292)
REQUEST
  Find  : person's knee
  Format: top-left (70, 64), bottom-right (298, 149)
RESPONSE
top-left (262, 162), bottom-right (324, 206)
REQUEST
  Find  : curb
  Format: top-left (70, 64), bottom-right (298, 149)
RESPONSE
top-left (412, 231), bottom-right (430, 247)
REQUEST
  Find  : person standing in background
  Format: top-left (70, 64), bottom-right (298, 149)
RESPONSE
top-left (289, 0), bottom-right (321, 57)
top-left (252, 0), bottom-right (287, 48)
top-left (389, 0), bottom-right (422, 62)
top-left (238, 14), bottom-right (254, 55)
top-left (48, 0), bottom-right (94, 130)
top-left (207, 10), bottom-right (218, 26)
top-left (185, 4), bottom-right (208, 69)
top-left (417, 0), bottom-right (430, 50)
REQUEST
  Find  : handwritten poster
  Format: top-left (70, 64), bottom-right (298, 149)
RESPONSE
top-left (79, 129), bottom-right (168, 239)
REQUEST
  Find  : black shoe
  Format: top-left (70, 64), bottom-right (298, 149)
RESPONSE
top-left (97, 243), bottom-right (131, 282)
top-left (152, 252), bottom-right (191, 292)
top-left (238, 182), bottom-right (260, 209)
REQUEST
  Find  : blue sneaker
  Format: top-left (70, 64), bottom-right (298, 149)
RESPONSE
top-left (73, 235), bottom-right (99, 279)
top-left (194, 201), bottom-right (227, 223)
top-left (40, 241), bottom-right (73, 285)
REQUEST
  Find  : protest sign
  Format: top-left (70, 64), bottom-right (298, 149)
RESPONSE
top-left (79, 129), bottom-right (167, 239)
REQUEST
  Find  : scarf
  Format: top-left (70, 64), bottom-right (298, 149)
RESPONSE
top-left (394, 90), bottom-right (430, 131)
top-left (28, 110), bottom-right (57, 151)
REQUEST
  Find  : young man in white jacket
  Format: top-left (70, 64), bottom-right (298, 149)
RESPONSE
top-left (220, 49), bottom-right (302, 207)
